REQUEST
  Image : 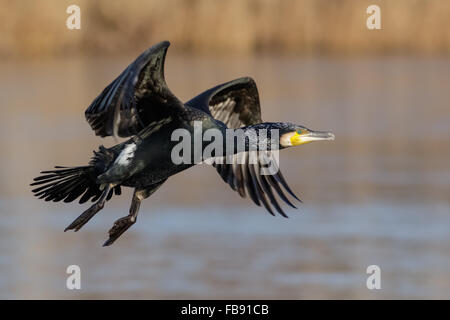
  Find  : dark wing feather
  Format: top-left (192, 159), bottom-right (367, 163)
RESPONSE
top-left (212, 151), bottom-right (300, 217)
top-left (185, 77), bottom-right (262, 128)
top-left (85, 41), bottom-right (185, 138)
top-left (188, 77), bottom-right (301, 216)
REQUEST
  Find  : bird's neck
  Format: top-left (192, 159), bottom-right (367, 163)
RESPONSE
top-left (225, 123), bottom-right (281, 154)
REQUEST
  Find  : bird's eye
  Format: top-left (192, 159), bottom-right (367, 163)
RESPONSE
top-left (297, 129), bottom-right (305, 135)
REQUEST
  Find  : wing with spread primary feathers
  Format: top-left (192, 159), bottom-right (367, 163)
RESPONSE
top-left (187, 77), bottom-right (301, 216)
top-left (186, 77), bottom-right (262, 128)
top-left (85, 41), bottom-right (185, 138)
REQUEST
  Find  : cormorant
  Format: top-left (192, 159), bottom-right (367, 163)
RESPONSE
top-left (31, 41), bottom-right (334, 246)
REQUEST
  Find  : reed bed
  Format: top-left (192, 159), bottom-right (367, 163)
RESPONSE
top-left (1, 0), bottom-right (449, 57)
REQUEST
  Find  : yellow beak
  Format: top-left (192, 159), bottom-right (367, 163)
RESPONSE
top-left (290, 130), bottom-right (335, 146)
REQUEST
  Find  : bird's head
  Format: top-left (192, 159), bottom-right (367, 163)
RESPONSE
top-left (278, 123), bottom-right (335, 148)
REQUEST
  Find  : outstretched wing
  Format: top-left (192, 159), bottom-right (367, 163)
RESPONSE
top-left (211, 151), bottom-right (302, 217)
top-left (185, 77), bottom-right (262, 128)
top-left (187, 77), bottom-right (301, 216)
top-left (85, 41), bottom-right (185, 138)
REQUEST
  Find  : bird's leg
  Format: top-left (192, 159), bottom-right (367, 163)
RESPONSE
top-left (103, 181), bottom-right (165, 246)
top-left (102, 192), bottom-right (141, 247)
top-left (64, 184), bottom-right (112, 232)
top-left (102, 188), bottom-right (146, 246)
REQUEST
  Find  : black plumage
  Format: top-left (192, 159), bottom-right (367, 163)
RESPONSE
top-left (85, 41), bottom-right (184, 137)
top-left (186, 77), bottom-right (303, 217)
top-left (31, 41), bottom-right (334, 246)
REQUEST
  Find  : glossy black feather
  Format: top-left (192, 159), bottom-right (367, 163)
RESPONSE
top-left (188, 77), bottom-right (301, 216)
top-left (85, 41), bottom-right (185, 138)
top-left (31, 147), bottom-right (121, 204)
top-left (186, 77), bottom-right (262, 128)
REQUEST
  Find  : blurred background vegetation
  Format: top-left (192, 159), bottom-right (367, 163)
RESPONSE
top-left (1, 0), bottom-right (450, 58)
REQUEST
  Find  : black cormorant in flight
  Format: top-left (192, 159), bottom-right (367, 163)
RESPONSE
top-left (31, 41), bottom-right (334, 246)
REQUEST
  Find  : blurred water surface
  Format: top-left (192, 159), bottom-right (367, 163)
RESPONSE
top-left (0, 54), bottom-right (449, 299)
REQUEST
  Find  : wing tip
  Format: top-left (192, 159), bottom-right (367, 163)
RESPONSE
top-left (146, 40), bottom-right (171, 54)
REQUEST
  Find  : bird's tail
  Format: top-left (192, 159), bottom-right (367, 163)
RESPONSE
top-left (30, 165), bottom-right (121, 204)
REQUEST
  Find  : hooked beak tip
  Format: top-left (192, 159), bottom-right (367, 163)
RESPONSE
top-left (328, 133), bottom-right (335, 141)
top-left (308, 130), bottom-right (335, 142)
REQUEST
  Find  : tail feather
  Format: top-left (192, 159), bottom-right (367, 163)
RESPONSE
top-left (33, 172), bottom-right (86, 196)
top-left (31, 166), bottom-right (120, 204)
